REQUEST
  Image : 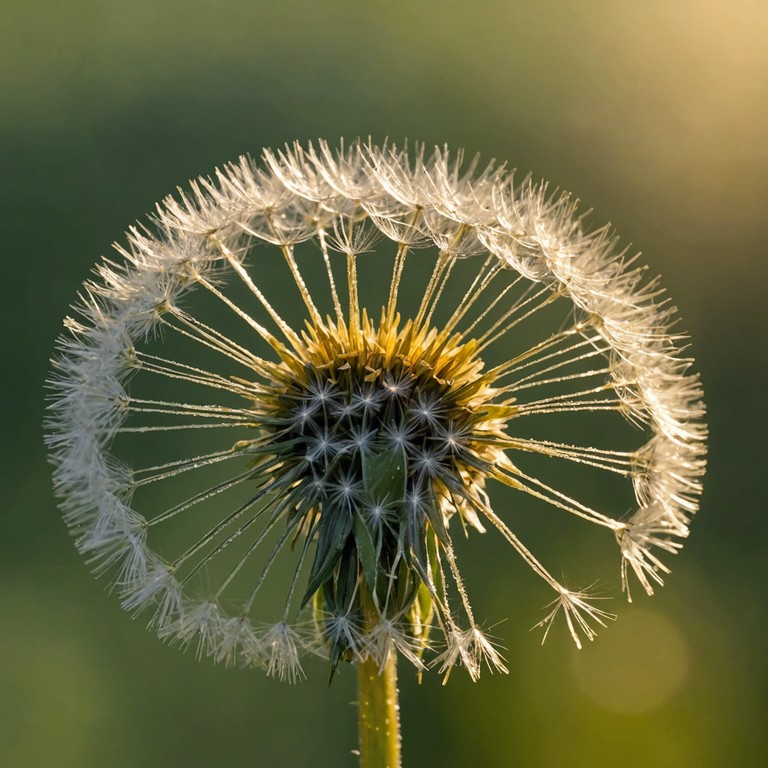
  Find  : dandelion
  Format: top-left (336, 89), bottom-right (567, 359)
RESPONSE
top-left (46, 139), bottom-right (706, 766)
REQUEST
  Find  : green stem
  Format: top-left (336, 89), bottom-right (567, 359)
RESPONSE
top-left (357, 650), bottom-right (401, 768)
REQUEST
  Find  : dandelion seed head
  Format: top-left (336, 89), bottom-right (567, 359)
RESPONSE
top-left (46, 139), bottom-right (706, 682)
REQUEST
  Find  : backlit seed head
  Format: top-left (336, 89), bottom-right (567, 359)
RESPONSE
top-left (46, 139), bottom-right (706, 682)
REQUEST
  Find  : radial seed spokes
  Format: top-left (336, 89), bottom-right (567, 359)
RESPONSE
top-left (146, 465), bottom-right (273, 527)
top-left (165, 305), bottom-right (278, 376)
top-left (133, 351), bottom-right (261, 400)
top-left (132, 446), bottom-right (251, 487)
top-left (213, 238), bottom-right (305, 352)
top-left (192, 272), bottom-right (289, 358)
top-left (501, 436), bottom-right (635, 475)
top-left (317, 227), bottom-right (344, 324)
top-left (477, 284), bottom-right (560, 352)
top-left (493, 464), bottom-right (622, 529)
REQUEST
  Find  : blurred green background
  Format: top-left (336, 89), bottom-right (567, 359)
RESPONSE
top-left (2, 1), bottom-right (766, 766)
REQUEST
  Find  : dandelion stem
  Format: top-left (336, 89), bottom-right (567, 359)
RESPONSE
top-left (357, 595), bottom-right (401, 768)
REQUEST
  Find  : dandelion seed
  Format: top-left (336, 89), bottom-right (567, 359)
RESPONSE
top-left (434, 625), bottom-right (508, 682)
top-left (262, 622), bottom-right (306, 684)
top-left (364, 617), bottom-right (428, 673)
top-left (533, 586), bottom-right (615, 650)
top-left (46, 139), bottom-right (706, 683)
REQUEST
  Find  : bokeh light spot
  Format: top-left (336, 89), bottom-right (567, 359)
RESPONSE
top-left (570, 609), bottom-right (689, 714)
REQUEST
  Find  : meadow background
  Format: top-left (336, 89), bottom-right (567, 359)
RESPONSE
top-left (2, 1), bottom-right (766, 766)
